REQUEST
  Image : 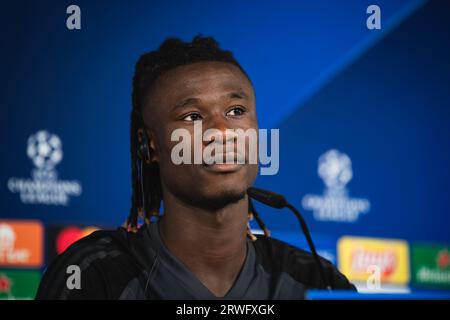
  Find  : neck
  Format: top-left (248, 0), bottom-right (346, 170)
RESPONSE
top-left (159, 191), bottom-right (249, 265)
top-left (157, 191), bottom-right (249, 296)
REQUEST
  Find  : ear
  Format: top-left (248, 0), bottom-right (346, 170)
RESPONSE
top-left (146, 129), bottom-right (159, 162)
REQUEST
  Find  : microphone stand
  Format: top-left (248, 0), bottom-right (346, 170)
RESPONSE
top-left (248, 187), bottom-right (332, 290)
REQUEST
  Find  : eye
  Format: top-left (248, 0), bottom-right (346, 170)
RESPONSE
top-left (182, 113), bottom-right (203, 122)
top-left (227, 106), bottom-right (247, 117)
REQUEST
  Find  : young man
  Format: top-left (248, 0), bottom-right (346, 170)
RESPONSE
top-left (36, 36), bottom-right (355, 299)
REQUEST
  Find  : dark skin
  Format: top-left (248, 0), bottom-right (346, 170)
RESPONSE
top-left (141, 61), bottom-right (259, 297)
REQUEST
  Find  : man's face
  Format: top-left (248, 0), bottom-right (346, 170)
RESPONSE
top-left (142, 61), bottom-right (258, 210)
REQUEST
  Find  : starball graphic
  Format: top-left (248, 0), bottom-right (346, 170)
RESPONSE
top-left (302, 149), bottom-right (370, 223)
top-left (7, 130), bottom-right (82, 206)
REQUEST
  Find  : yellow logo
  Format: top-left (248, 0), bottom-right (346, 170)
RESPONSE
top-left (338, 236), bottom-right (410, 285)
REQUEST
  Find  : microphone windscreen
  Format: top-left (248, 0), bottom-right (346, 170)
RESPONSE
top-left (247, 187), bottom-right (287, 209)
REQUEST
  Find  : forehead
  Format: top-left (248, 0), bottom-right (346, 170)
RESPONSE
top-left (147, 61), bottom-right (254, 105)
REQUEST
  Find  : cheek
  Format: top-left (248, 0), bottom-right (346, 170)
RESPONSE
top-left (155, 129), bottom-right (193, 178)
top-left (246, 163), bottom-right (259, 183)
top-left (156, 126), bottom-right (197, 163)
top-left (154, 127), bottom-right (179, 160)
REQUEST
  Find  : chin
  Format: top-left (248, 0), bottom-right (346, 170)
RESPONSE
top-left (163, 164), bottom-right (256, 210)
top-left (198, 185), bottom-right (247, 210)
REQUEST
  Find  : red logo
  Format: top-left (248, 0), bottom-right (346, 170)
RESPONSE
top-left (56, 226), bottom-right (99, 254)
top-left (437, 249), bottom-right (450, 269)
top-left (0, 274), bottom-right (12, 293)
top-left (351, 249), bottom-right (397, 278)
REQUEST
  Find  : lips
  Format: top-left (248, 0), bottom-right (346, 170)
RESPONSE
top-left (202, 152), bottom-right (246, 173)
top-left (203, 151), bottom-right (245, 165)
top-left (202, 162), bottom-right (243, 173)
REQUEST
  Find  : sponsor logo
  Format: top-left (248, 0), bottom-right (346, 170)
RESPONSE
top-left (55, 226), bottom-right (99, 254)
top-left (46, 225), bottom-right (101, 263)
top-left (302, 149), bottom-right (370, 223)
top-left (338, 236), bottom-right (409, 285)
top-left (0, 220), bottom-right (44, 268)
top-left (0, 273), bottom-right (12, 294)
top-left (437, 249), bottom-right (450, 269)
top-left (412, 244), bottom-right (450, 289)
top-left (7, 130), bottom-right (82, 206)
top-left (0, 270), bottom-right (41, 300)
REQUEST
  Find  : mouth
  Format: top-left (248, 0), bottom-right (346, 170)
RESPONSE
top-left (202, 162), bottom-right (244, 173)
top-left (202, 152), bottom-right (245, 173)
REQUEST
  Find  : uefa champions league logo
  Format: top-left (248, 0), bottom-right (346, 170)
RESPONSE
top-left (318, 149), bottom-right (353, 197)
top-left (27, 130), bottom-right (63, 171)
top-left (7, 130), bottom-right (82, 206)
top-left (302, 149), bottom-right (370, 223)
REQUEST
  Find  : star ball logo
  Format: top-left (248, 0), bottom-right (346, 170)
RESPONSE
top-left (7, 130), bottom-right (82, 206)
top-left (302, 149), bottom-right (370, 223)
top-left (27, 130), bottom-right (63, 171)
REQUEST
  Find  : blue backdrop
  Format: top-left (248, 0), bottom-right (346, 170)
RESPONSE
top-left (1, 0), bottom-right (449, 255)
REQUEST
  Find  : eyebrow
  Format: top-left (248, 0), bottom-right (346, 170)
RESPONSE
top-left (172, 90), bottom-right (249, 112)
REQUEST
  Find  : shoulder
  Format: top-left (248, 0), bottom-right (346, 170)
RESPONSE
top-left (253, 235), bottom-right (356, 291)
top-left (36, 228), bottom-right (144, 300)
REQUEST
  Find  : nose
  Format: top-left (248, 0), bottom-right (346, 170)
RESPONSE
top-left (202, 115), bottom-right (237, 146)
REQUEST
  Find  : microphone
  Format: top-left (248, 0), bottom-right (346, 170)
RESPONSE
top-left (246, 187), bottom-right (287, 208)
top-left (247, 187), bottom-right (332, 290)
